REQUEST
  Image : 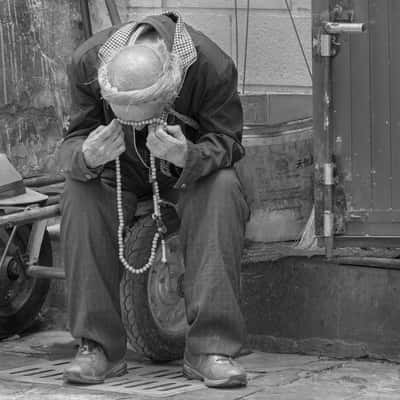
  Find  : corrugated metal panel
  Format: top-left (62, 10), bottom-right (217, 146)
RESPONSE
top-left (347, 1), bottom-right (371, 211)
top-left (389, 1), bottom-right (400, 208)
top-left (314, 0), bottom-right (400, 237)
top-left (369, 0), bottom-right (391, 210)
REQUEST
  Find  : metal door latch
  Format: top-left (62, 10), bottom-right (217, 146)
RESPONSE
top-left (315, 4), bottom-right (367, 57)
top-left (319, 22), bottom-right (366, 57)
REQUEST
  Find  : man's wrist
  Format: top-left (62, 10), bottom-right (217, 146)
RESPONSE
top-left (69, 149), bottom-right (104, 181)
top-left (175, 143), bottom-right (188, 168)
top-left (82, 146), bottom-right (97, 169)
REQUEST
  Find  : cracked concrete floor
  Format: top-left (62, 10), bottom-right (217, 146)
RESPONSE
top-left (1, 331), bottom-right (400, 399)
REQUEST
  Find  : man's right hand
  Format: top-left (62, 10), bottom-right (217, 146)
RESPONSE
top-left (82, 119), bottom-right (126, 168)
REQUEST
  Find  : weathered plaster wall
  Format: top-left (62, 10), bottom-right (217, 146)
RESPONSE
top-left (89, 0), bottom-right (312, 94)
top-left (0, 0), bottom-right (311, 176)
top-left (0, 0), bottom-right (84, 176)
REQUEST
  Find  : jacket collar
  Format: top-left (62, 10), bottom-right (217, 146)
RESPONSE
top-left (98, 12), bottom-right (197, 76)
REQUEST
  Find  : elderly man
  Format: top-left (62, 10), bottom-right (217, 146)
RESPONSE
top-left (58, 12), bottom-right (249, 388)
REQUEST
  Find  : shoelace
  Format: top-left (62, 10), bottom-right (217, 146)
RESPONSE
top-left (79, 344), bottom-right (92, 355)
top-left (79, 340), bottom-right (98, 356)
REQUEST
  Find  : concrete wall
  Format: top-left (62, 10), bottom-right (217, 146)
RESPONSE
top-left (0, 0), bottom-right (84, 176)
top-left (90, 0), bottom-right (312, 94)
top-left (243, 257), bottom-right (400, 361)
top-left (0, 1), bottom-right (312, 176)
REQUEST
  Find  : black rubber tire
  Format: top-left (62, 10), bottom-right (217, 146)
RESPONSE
top-left (0, 225), bottom-right (53, 339)
top-left (120, 207), bottom-right (186, 361)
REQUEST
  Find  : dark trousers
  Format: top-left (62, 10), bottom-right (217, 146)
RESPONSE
top-left (60, 165), bottom-right (249, 362)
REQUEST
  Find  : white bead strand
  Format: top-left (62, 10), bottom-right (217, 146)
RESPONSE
top-left (115, 116), bottom-right (168, 274)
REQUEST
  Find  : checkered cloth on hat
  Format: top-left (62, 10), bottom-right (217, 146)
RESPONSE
top-left (98, 11), bottom-right (197, 77)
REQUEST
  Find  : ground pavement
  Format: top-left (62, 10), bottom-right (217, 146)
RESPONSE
top-left (1, 330), bottom-right (400, 399)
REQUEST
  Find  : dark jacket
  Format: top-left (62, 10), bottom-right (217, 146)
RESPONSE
top-left (58, 14), bottom-right (244, 189)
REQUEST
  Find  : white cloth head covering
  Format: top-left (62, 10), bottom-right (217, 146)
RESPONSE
top-left (98, 11), bottom-right (197, 88)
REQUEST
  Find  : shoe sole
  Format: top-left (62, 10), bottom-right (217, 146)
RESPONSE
top-left (63, 361), bottom-right (127, 384)
top-left (183, 362), bottom-right (247, 388)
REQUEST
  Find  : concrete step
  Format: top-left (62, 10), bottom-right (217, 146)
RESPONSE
top-left (242, 256), bottom-right (400, 362)
top-left (42, 227), bottom-right (400, 362)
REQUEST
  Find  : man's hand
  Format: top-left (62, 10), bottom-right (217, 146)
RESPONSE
top-left (82, 119), bottom-right (125, 168)
top-left (146, 124), bottom-right (188, 168)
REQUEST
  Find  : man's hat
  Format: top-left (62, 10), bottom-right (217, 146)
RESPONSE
top-left (0, 153), bottom-right (48, 206)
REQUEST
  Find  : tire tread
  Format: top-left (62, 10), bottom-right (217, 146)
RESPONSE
top-left (120, 207), bottom-right (184, 361)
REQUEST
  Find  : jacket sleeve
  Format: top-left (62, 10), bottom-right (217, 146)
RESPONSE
top-left (57, 53), bottom-right (105, 181)
top-left (173, 59), bottom-right (245, 189)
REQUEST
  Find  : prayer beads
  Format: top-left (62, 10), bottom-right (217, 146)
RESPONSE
top-left (115, 116), bottom-right (168, 274)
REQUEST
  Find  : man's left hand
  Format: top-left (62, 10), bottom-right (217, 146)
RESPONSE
top-left (146, 124), bottom-right (188, 168)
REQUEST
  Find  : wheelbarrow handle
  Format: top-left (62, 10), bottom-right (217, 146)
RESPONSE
top-left (0, 205), bottom-right (60, 228)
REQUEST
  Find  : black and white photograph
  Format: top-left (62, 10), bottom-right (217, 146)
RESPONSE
top-left (1, 1), bottom-right (399, 399)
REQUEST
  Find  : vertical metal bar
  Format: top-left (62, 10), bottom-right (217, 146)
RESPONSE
top-left (320, 2), bottom-right (334, 259)
top-left (80, 0), bottom-right (92, 39)
top-left (0, 226), bottom-right (17, 270)
top-left (312, 0), bottom-right (330, 238)
top-left (323, 161), bottom-right (334, 258)
top-left (105, 0), bottom-right (121, 26)
top-left (242, 0), bottom-right (251, 94)
top-left (321, 26), bottom-right (335, 259)
top-left (234, 0), bottom-right (239, 68)
top-left (26, 220), bottom-right (48, 266)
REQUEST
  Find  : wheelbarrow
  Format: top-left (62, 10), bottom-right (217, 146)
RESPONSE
top-left (0, 156), bottom-right (186, 361)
